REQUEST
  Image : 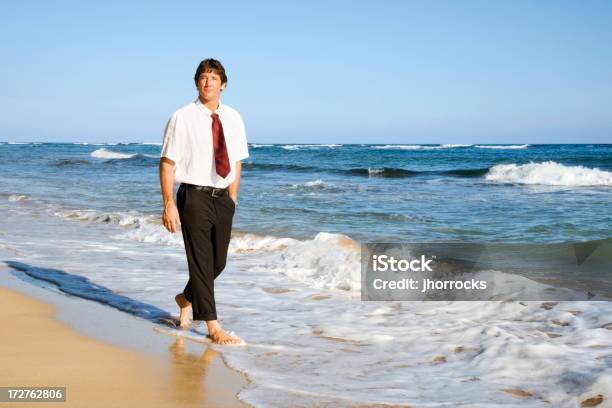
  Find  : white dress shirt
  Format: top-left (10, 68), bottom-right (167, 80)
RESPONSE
top-left (160, 98), bottom-right (249, 188)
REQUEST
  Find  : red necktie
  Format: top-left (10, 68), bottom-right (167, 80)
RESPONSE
top-left (211, 112), bottom-right (230, 178)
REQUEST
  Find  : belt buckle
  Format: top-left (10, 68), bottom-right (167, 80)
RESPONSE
top-left (211, 188), bottom-right (223, 198)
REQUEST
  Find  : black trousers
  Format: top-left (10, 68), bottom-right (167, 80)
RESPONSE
top-left (176, 183), bottom-right (236, 321)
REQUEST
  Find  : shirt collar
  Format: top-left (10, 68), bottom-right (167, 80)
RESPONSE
top-left (195, 97), bottom-right (223, 116)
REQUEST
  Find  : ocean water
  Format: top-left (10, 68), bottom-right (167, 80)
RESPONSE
top-left (1, 142), bottom-right (612, 407)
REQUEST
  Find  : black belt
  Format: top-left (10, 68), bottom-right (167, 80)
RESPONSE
top-left (181, 183), bottom-right (228, 198)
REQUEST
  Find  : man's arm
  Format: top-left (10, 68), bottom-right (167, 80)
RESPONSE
top-left (160, 157), bottom-right (181, 233)
top-left (228, 161), bottom-right (242, 204)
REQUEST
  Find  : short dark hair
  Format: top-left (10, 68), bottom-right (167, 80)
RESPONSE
top-left (194, 58), bottom-right (228, 86)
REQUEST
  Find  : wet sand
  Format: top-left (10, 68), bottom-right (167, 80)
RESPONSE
top-left (0, 265), bottom-right (251, 408)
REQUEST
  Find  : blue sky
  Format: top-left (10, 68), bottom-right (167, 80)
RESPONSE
top-left (1, 1), bottom-right (611, 144)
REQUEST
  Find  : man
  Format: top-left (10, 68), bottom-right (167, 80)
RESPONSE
top-left (159, 58), bottom-right (248, 345)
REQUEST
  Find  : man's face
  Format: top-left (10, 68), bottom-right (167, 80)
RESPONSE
top-left (196, 71), bottom-right (225, 102)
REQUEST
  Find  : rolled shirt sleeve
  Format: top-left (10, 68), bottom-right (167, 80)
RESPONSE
top-left (160, 112), bottom-right (183, 164)
top-left (235, 115), bottom-right (249, 161)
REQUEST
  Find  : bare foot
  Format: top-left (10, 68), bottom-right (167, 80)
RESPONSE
top-left (174, 293), bottom-right (191, 328)
top-left (208, 329), bottom-right (242, 345)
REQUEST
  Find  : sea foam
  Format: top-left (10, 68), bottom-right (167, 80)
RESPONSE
top-left (90, 148), bottom-right (136, 159)
top-left (475, 144), bottom-right (530, 149)
top-left (486, 161), bottom-right (612, 186)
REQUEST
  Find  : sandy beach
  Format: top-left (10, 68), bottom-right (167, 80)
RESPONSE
top-left (0, 265), bottom-right (251, 408)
